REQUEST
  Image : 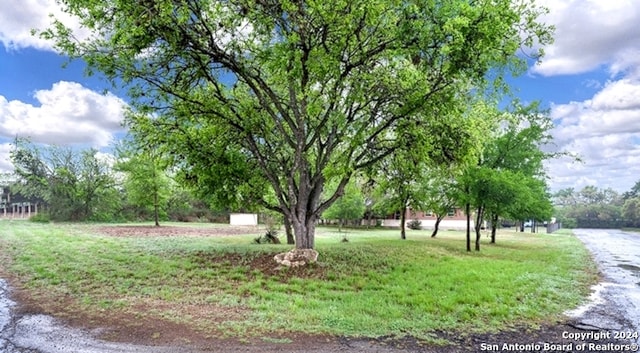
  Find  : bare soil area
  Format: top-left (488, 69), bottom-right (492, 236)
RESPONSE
top-left (5, 225), bottom-right (633, 352)
top-left (94, 224), bottom-right (260, 237)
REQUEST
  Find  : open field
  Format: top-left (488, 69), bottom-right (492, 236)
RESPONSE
top-left (0, 221), bottom-right (598, 347)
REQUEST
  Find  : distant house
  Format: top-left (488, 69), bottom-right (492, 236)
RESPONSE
top-left (0, 186), bottom-right (42, 219)
top-left (381, 208), bottom-right (473, 230)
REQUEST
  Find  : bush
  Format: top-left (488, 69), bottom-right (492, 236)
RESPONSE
top-left (29, 213), bottom-right (50, 223)
top-left (575, 219), bottom-right (625, 229)
top-left (254, 229), bottom-right (281, 244)
top-left (562, 217), bottom-right (577, 229)
top-left (408, 219), bottom-right (422, 230)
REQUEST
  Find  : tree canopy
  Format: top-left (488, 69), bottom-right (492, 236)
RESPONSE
top-left (115, 147), bottom-right (171, 226)
top-left (553, 185), bottom-right (627, 228)
top-left (44, 0), bottom-right (553, 250)
top-left (371, 148), bottom-right (430, 240)
top-left (459, 102), bottom-right (555, 250)
top-left (10, 138), bottom-right (118, 221)
top-left (322, 179), bottom-right (366, 232)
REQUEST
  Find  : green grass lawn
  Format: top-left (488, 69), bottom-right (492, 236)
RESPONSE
top-left (0, 221), bottom-right (597, 341)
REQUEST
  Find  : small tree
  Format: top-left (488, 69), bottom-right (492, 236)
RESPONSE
top-left (372, 149), bottom-right (429, 240)
top-left (115, 150), bottom-right (171, 226)
top-left (422, 169), bottom-right (458, 238)
top-left (322, 180), bottom-right (366, 232)
top-left (460, 102), bottom-right (558, 250)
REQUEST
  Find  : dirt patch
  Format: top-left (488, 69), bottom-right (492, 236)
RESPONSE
top-left (9, 281), bottom-right (246, 349)
top-left (94, 224), bottom-right (262, 238)
top-left (189, 251), bottom-right (329, 281)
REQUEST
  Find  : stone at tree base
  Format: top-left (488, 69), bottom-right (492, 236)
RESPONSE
top-left (273, 249), bottom-right (319, 267)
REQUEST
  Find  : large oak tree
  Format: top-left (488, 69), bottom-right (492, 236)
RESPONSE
top-left (44, 0), bottom-right (552, 250)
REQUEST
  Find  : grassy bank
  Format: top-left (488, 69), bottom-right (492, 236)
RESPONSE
top-left (0, 221), bottom-right (597, 341)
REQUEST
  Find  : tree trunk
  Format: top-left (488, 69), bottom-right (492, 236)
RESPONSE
top-left (474, 205), bottom-right (484, 251)
top-left (153, 187), bottom-right (160, 227)
top-left (466, 202), bottom-right (471, 252)
top-left (531, 220), bottom-right (536, 233)
top-left (285, 165), bottom-right (322, 250)
top-left (400, 205), bottom-right (407, 240)
top-left (290, 208), bottom-right (317, 249)
top-left (431, 214), bottom-right (445, 237)
top-left (279, 163), bottom-right (351, 250)
top-left (283, 215), bottom-right (295, 245)
top-left (399, 193), bottom-right (411, 240)
top-left (490, 213), bottom-right (498, 243)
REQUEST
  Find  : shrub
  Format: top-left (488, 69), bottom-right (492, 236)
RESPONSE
top-left (29, 213), bottom-right (51, 223)
top-left (562, 217), bottom-right (577, 229)
top-left (254, 229), bottom-right (281, 244)
top-left (408, 219), bottom-right (422, 230)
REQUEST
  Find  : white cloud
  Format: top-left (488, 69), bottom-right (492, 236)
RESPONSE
top-left (545, 79), bottom-right (640, 192)
top-left (534, 0), bottom-right (640, 193)
top-left (533, 0), bottom-right (640, 77)
top-left (95, 151), bottom-right (117, 169)
top-left (591, 79), bottom-right (640, 110)
top-left (0, 0), bottom-right (88, 51)
top-left (0, 143), bottom-right (13, 174)
top-left (0, 81), bottom-right (126, 147)
top-left (0, 0), bottom-right (256, 54)
top-left (551, 80), bottom-right (640, 143)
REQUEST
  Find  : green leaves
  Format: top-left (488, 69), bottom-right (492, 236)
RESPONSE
top-left (115, 148), bottom-right (171, 224)
top-left (456, 100), bottom-right (556, 248)
top-left (45, 0), bottom-right (554, 247)
top-left (10, 139), bottom-right (117, 221)
top-left (622, 198), bottom-right (640, 227)
top-left (322, 180), bottom-right (366, 226)
top-left (553, 186), bottom-right (628, 228)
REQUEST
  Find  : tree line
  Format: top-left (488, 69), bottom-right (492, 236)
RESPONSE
top-left (7, 138), bottom-right (221, 224)
top-left (323, 101), bottom-right (555, 251)
top-left (553, 182), bottom-right (640, 228)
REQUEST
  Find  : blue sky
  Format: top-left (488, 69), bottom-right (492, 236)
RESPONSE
top-left (1, 0), bottom-right (640, 194)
